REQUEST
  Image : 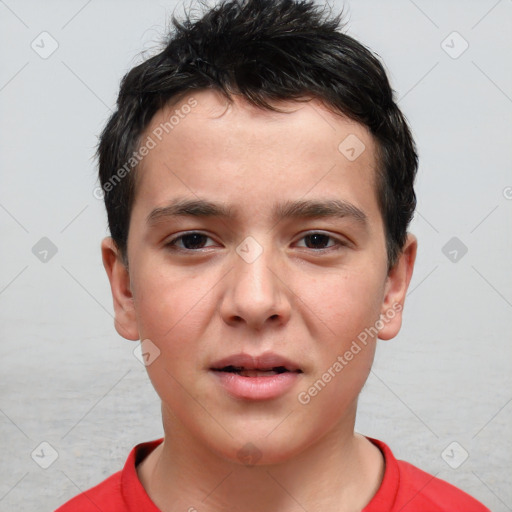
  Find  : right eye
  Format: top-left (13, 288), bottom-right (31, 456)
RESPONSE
top-left (165, 232), bottom-right (217, 252)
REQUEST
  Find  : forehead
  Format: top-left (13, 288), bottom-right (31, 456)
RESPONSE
top-left (132, 89), bottom-right (381, 228)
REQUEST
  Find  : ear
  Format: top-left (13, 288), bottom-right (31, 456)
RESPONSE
top-left (101, 237), bottom-right (139, 341)
top-left (377, 233), bottom-right (417, 340)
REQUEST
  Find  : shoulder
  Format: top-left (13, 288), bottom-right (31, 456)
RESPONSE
top-left (55, 470), bottom-right (124, 512)
top-left (396, 459), bottom-right (490, 512)
top-left (54, 439), bottom-right (164, 512)
top-left (365, 438), bottom-right (490, 512)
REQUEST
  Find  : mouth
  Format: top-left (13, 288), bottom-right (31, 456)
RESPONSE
top-left (209, 352), bottom-right (303, 400)
top-left (209, 352), bottom-right (303, 376)
top-left (213, 365), bottom-right (302, 377)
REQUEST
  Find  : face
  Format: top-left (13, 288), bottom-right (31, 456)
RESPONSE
top-left (102, 89), bottom-right (416, 464)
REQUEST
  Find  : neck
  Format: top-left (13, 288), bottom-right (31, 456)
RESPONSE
top-left (138, 407), bottom-right (384, 512)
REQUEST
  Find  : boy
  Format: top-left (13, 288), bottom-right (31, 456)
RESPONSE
top-left (57, 0), bottom-right (490, 510)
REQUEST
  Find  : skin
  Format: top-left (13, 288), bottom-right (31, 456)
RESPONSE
top-left (101, 89), bottom-right (417, 512)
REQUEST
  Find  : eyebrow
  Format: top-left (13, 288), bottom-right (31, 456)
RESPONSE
top-left (146, 197), bottom-right (368, 226)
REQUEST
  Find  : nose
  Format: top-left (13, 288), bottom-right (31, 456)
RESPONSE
top-left (219, 238), bottom-right (292, 330)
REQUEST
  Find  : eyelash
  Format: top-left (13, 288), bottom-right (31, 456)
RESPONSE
top-left (165, 231), bottom-right (348, 253)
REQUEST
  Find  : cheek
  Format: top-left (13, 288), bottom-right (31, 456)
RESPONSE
top-left (131, 261), bottom-right (214, 342)
top-left (131, 264), bottom-right (218, 402)
top-left (293, 269), bottom-right (383, 410)
top-left (133, 270), bottom-right (210, 409)
top-left (298, 268), bottom-right (385, 344)
top-left (294, 339), bottom-right (376, 445)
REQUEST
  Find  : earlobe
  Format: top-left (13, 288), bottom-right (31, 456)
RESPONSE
top-left (101, 237), bottom-right (140, 341)
top-left (378, 233), bottom-right (418, 341)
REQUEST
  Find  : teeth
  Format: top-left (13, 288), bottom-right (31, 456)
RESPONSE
top-left (216, 365), bottom-right (295, 376)
top-left (240, 369), bottom-right (279, 377)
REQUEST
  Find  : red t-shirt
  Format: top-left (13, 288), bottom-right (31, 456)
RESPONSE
top-left (55, 438), bottom-right (490, 511)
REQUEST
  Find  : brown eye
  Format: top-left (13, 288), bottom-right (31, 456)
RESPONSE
top-left (166, 232), bottom-right (215, 251)
top-left (296, 232), bottom-right (344, 251)
top-left (303, 233), bottom-right (332, 249)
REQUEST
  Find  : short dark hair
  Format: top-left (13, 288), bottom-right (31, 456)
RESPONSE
top-left (98, 0), bottom-right (417, 270)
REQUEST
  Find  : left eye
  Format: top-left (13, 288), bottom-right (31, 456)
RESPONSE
top-left (295, 233), bottom-right (343, 250)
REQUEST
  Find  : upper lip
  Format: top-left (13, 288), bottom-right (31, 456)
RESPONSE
top-left (210, 352), bottom-right (303, 372)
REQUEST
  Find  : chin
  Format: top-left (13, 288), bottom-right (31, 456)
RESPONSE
top-left (203, 425), bottom-right (316, 467)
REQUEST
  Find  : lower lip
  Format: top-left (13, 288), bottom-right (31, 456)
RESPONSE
top-left (211, 371), bottom-right (301, 400)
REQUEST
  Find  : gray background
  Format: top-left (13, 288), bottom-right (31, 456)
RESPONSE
top-left (1, 0), bottom-right (511, 510)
